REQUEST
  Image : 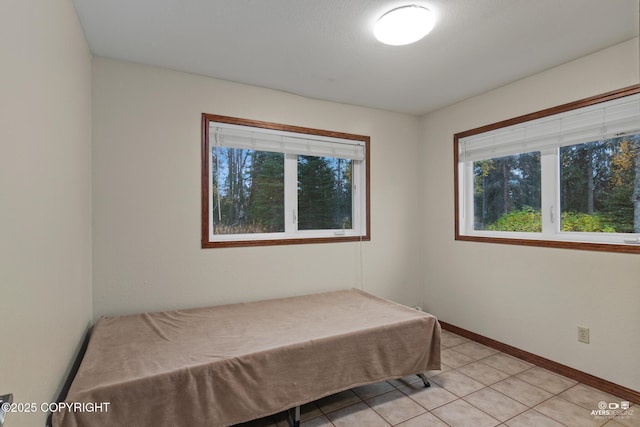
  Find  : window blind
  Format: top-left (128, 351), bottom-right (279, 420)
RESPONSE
top-left (210, 122), bottom-right (366, 161)
top-left (459, 93), bottom-right (640, 162)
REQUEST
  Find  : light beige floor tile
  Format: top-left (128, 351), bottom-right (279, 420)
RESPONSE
top-left (352, 381), bottom-right (395, 400)
top-left (535, 396), bottom-right (606, 427)
top-left (441, 330), bottom-right (470, 348)
top-left (399, 382), bottom-right (458, 410)
top-left (423, 362), bottom-right (453, 377)
top-left (441, 348), bottom-right (476, 368)
top-left (517, 367), bottom-right (578, 394)
top-left (458, 361), bottom-right (512, 385)
top-left (430, 370), bottom-right (487, 397)
top-left (395, 412), bottom-right (450, 427)
top-left (316, 389), bottom-right (362, 414)
top-left (482, 353), bottom-right (535, 376)
top-left (464, 387), bottom-right (528, 421)
top-left (604, 421), bottom-right (631, 427)
top-left (559, 383), bottom-right (621, 411)
top-left (366, 389), bottom-right (427, 425)
top-left (612, 410), bottom-right (640, 427)
top-left (388, 367), bottom-right (452, 389)
top-left (432, 398), bottom-right (500, 427)
top-left (453, 341), bottom-right (499, 360)
top-left (491, 377), bottom-right (553, 407)
top-left (325, 401), bottom-right (389, 427)
top-left (505, 409), bottom-right (566, 427)
top-left (300, 415), bottom-right (332, 427)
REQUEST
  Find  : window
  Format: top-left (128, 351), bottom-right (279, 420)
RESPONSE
top-left (455, 85), bottom-right (640, 253)
top-left (201, 114), bottom-right (370, 248)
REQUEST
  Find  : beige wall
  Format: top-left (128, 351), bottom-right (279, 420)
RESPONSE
top-left (0, 0), bottom-right (93, 426)
top-left (419, 38), bottom-right (640, 391)
top-left (92, 57), bottom-right (424, 317)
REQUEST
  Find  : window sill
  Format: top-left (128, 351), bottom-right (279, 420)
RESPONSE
top-left (202, 235), bottom-right (370, 248)
top-left (455, 233), bottom-right (640, 254)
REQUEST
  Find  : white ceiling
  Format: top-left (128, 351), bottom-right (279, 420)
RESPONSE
top-left (72, 0), bottom-right (639, 115)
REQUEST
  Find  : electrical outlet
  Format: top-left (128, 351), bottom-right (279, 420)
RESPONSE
top-left (578, 327), bottom-right (590, 344)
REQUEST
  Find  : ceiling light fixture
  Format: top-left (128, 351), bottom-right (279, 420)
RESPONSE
top-left (374, 5), bottom-right (435, 46)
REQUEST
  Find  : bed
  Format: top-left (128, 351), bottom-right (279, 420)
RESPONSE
top-left (52, 288), bottom-right (441, 427)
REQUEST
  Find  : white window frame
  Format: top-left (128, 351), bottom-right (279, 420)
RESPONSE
top-left (201, 114), bottom-right (370, 248)
top-left (455, 85), bottom-right (640, 254)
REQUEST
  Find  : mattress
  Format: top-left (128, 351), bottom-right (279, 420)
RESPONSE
top-left (52, 289), bottom-right (441, 427)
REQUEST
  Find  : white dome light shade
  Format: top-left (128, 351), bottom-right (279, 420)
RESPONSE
top-left (374, 5), bottom-right (435, 46)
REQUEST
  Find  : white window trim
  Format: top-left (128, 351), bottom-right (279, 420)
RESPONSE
top-left (202, 114), bottom-right (370, 248)
top-left (455, 85), bottom-right (640, 253)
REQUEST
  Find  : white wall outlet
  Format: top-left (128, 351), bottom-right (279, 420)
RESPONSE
top-left (578, 327), bottom-right (590, 344)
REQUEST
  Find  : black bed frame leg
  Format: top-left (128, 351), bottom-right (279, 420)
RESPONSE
top-left (417, 373), bottom-right (430, 388)
top-left (287, 406), bottom-right (300, 427)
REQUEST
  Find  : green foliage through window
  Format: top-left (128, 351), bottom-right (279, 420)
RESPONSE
top-left (485, 207), bottom-right (542, 232)
top-left (473, 152), bottom-right (541, 231)
top-left (212, 150), bottom-right (355, 234)
top-left (456, 86), bottom-right (640, 253)
top-left (560, 136), bottom-right (639, 233)
top-left (485, 208), bottom-right (616, 233)
top-left (474, 136), bottom-right (640, 234)
top-left (203, 113), bottom-right (369, 248)
top-left (298, 156), bottom-right (352, 230)
top-left (212, 148), bottom-right (285, 234)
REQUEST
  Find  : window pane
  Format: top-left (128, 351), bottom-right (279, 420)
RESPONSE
top-left (298, 156), bottom-right (352, 230)
top-left (473, 152), bottom-right (541, 231)
top-left (212, 148), bottom-right (284, 234)
top-left (560, 135), bottom-right (640, 233)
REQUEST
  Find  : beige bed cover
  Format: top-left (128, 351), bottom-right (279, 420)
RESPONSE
top-left (52, 289), bottom-right (441, 427)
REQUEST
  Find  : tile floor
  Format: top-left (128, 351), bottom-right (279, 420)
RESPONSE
top-left (236, 330), bottom-right (638, 427)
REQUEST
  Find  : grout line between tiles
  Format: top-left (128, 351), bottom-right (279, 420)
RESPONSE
top-left (360, 395), bottom-right (392, 426)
